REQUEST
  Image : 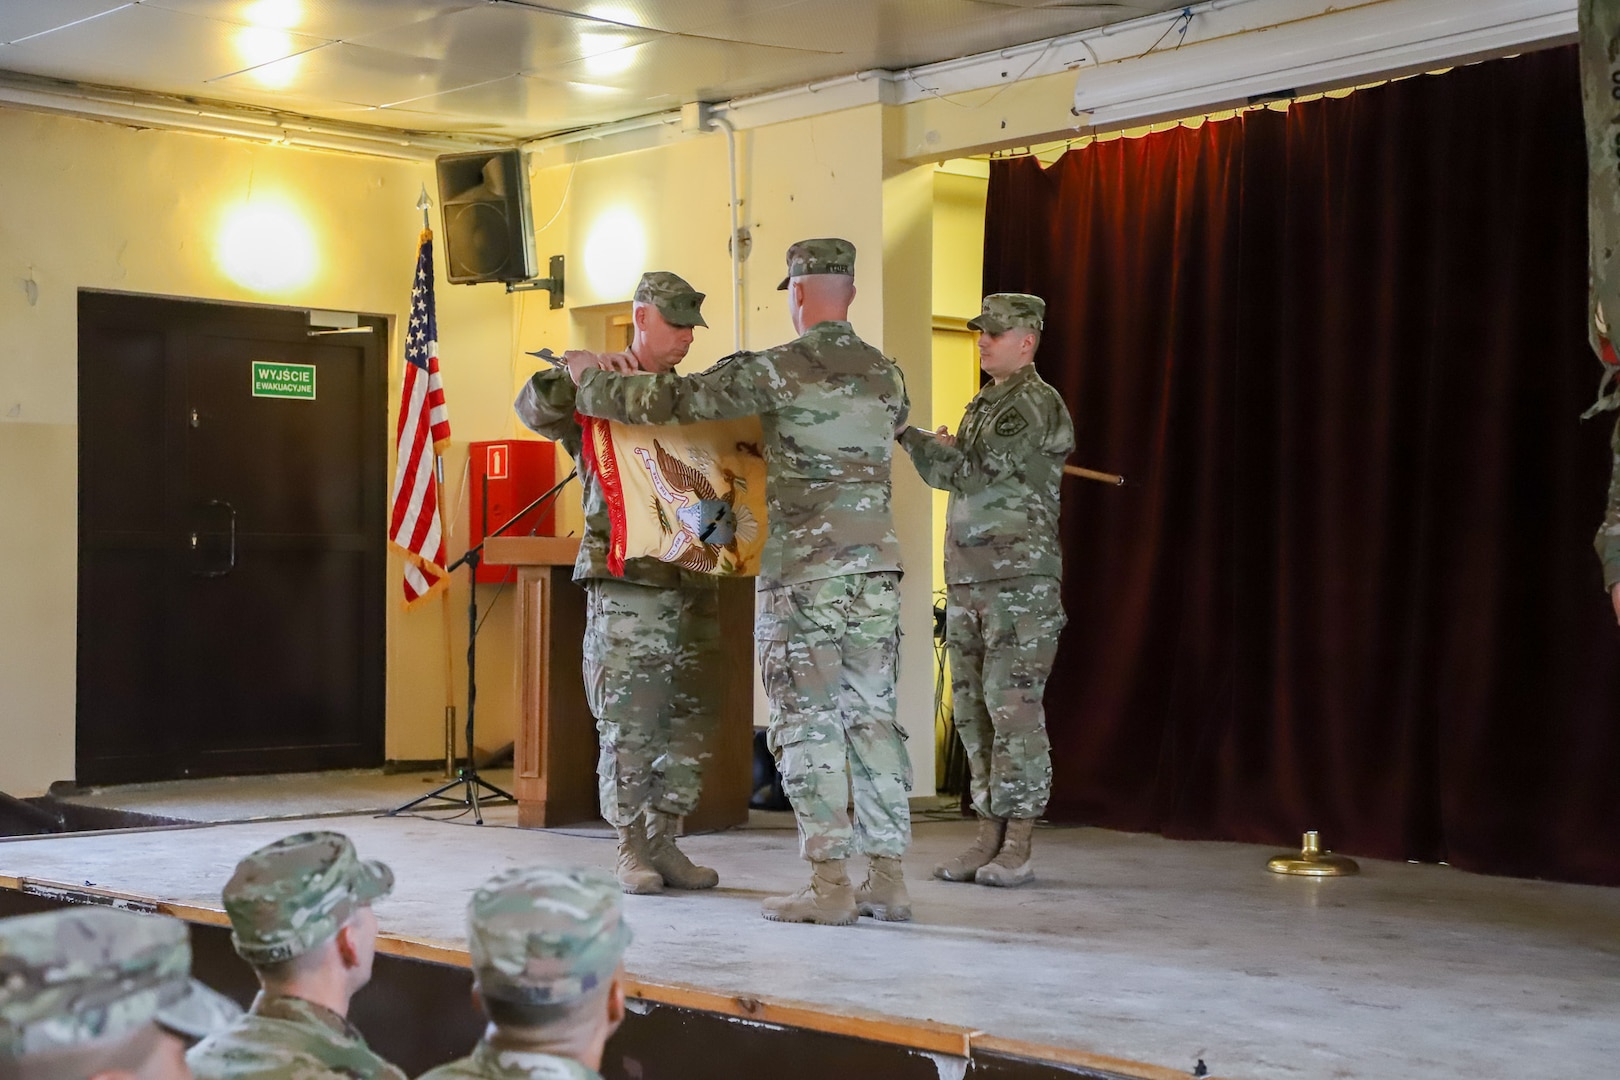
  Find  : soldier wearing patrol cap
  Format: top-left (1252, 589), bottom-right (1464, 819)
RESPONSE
top-left (187, 831), bottom-right (404, 1080)
top-left (418, 866), bottom-right (631, 1080)
top-left (0, 905), bottom-right (239, 1080)
top-left (898, 292), bottom-right (1075, 888)
top-left (515, 271), bottom-right (722, 897)
top-left (568, 238), bottom-right (916, 927)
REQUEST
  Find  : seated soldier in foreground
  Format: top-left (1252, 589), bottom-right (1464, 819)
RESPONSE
top-left (187, 831), bottom-right (404, 1080)
top-left (0, 905), bottom-right (237, 1080)
top-left (418, 866), bottom-right (631, 1080)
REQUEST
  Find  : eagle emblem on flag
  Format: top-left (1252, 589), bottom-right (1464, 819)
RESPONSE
top-left (582, 415), bottom-right (768, 577)
top-left (633, 439), bottom-right (760, 573)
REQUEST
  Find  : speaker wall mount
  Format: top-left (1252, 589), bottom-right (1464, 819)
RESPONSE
top-left (505, 254), bottom-right (565, 309)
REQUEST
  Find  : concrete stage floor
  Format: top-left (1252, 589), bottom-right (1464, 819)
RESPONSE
top-left (0, 806), bottom-right (1614, 1080)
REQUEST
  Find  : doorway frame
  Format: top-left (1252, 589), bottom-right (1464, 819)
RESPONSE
top-left (75, 289), bottom-right (392, 784)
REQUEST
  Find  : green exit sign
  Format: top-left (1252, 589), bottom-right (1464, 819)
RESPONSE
top-left (251, 361), bottom-right (317, 401)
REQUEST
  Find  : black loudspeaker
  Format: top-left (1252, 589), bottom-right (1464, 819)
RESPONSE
top-left (435, 149), bottom-right (537, 285)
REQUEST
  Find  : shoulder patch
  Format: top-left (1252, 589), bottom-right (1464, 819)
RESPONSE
top-left (705, 350), bottom-right (750, 372)
top-left (993, 405), bottom-right (1031, 438)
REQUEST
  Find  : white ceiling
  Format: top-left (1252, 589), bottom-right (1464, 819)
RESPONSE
top-left (0, 0), bottom-right (1189, 142)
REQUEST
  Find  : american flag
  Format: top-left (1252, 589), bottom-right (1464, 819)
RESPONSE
top-left (388, 229), bottom-right (452, 605)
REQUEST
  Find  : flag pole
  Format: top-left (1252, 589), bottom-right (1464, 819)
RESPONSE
top-left (418, 185), bottom-right (458, 778)
top-left (436, 455), bottom-right (458, 777)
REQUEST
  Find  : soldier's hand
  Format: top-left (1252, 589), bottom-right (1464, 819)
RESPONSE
top-left (1611, 583), bottom-right (1620, 627)
top-left (563, 350), bottom-right (598, 384)
top-left (934, 425), bottom-right (957, 447)
top-left (599, 350), bottom-right (639, 374)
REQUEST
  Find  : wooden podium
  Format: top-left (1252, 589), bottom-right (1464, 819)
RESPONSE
top-left (484, 536), bottom-right (755, 832)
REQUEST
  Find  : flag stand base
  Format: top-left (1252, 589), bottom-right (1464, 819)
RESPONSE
top-left (386, 470), bottom-right (575, 824)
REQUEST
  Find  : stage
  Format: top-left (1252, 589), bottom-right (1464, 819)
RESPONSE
top-left (0, 788), bottom-right (1614, 1080)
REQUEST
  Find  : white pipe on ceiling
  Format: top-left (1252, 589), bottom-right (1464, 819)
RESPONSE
top-left (0, 73), bottom-right (504, 161)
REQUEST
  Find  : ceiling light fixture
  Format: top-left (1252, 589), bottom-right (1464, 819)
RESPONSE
top-left (242, 0), bottom-right (304, 31)
top-left (582, 4), bottom-right (644, 28)
top-left (582, 41), bottom-right (638, 78)
top-left (233, 26), bottom-right (304, 89)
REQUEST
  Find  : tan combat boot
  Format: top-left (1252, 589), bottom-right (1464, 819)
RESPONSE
top-left (761, 860), bottom-right (858, 926)
top-left (933, 816), bottom-right (1006, 882)
top-left (614, 819), bottom-right (664, 895)
top-left (975, 818), bottom-right (1035, 887)
top-left (644, 810), bottom-right (719, 890)
top-left (854, 855), bottom-right (912, 922)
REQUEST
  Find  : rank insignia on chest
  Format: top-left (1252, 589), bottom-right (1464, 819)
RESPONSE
top-left (994, 407), bottom-right (1030, 438)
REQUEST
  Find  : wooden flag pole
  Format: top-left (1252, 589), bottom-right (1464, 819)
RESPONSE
top-left (436, 454), bottom-right (457, 777)
top-left (1064, 463), bottom-right (1125, 487)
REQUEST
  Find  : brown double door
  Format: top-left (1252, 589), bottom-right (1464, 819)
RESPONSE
top-left (77, 292), bottom-right (387, 784)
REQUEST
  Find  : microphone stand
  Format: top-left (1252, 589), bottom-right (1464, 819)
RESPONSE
top-left (388, 469), bottom-right (578, 823)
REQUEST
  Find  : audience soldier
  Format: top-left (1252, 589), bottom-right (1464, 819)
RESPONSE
top-left (515, 271), bottom-right (721, 896)
top-left (567, 238), bottom-right (915, 927)
top-left (0, 905), bottom-right (237, 1080)
top-left (898, 293), bottom-right (1075, 887)
top-left (1596, 423), bottom-right (1620, 625)
top-left (417, 866), bottom-right (630, 1080)
top-left (186, 831), bottom-right (403, 1080)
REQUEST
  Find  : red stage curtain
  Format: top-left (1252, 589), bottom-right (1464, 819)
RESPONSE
top-left (985, 46), bottom-right (1620, 885)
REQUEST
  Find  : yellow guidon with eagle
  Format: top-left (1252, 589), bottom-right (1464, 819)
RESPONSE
top-left (581, 414), bottom-right (769, 577)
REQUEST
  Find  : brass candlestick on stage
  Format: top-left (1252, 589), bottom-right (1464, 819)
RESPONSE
top-left (1267, 831), bottom-right (1360, 876)
top-left (1064, 463), bottom-right (1125, 486)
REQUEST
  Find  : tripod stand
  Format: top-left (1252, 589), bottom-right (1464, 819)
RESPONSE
top-left (388, 468), bottom-right (577, 823)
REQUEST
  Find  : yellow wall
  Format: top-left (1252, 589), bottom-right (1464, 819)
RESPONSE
top-left (929, 161), bottom-right (991, 599)
top-left (0, 108), bottom-right (512, 793)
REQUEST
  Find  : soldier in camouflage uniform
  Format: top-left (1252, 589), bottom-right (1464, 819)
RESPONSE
top-left (1597, 430), bottom-right (1620, 618)
top-left (899, 293), bottom-right (1075, 887)
top-left (0, 905), bottom-right (237, 1080)
top-left (1579, 1), bottom-right (1620, 620)
top-left (515, 271), bottom-right (721, 896)
top-left (568, 239), bottom-right (915, 927)
top-left (187, 832), bottom-right (404, 1080)
top-left (418, 866), bottom-right (630, 1080)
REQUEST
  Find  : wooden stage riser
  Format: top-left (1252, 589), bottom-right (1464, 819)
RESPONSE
top-left (0, 887), bottom-right (1156, 1080)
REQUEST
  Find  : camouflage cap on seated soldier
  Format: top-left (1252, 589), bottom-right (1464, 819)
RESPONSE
top-left (776, 238), bottom-right (857, 290)
top-left (634, 271), bottom-right (707, 328)
top-left (0, 907), bottom-right (240, 1065)
top-left (222, 831), bottom-right (394, 965)
top-left (967, 293), bottom-right (1046, 335)
top-left (467, 866), bottom-right (631, 1007)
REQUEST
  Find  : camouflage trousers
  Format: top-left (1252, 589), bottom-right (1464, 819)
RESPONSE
top-left (583, 577), bottom-right (719, 827)
top-left (757, 571), bottom-right (913, 862)
top-left (946, 575), bottom-right (1066, 820)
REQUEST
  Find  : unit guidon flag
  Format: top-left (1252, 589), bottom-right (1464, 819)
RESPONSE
top-left (580, 413), bottom-right (768, 577)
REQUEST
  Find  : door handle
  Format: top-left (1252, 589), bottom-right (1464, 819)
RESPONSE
top-left (191, 498), bottom-right (236, 577)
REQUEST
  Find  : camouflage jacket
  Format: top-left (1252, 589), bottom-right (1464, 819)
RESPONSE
top-left (576, 320), bottom-right (910, 589)
top-left (1597, 417), bottom-right (1620, 591)
top-left (899, 364), bottom-right (1074, 585)
top-left (186, 993), bottom-right (405, 1080)
top-left (417, 1040), bottom-right (600, 1080)
top-left (515, 370), bottom-right (705, 589)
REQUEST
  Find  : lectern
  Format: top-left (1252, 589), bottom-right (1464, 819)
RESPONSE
top-left (484, 536), bottom-right (754, 831)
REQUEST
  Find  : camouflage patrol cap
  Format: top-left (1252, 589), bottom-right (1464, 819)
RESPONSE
top-left (967, 293), bottom-right (1046, 335)
top-left (776, 238), bottom-right (857, 290)
top-left (467, 866), bottom-right (631, 1007)
top-left (222, 831), bottom-right (393, 965)
top-left (633, 271), bottom-right (708, 328)
top-left (0, 907), bottom-right (238, 1061)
